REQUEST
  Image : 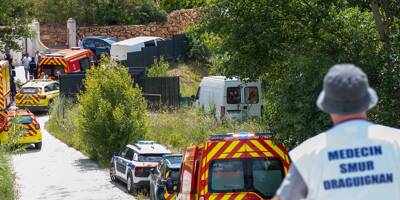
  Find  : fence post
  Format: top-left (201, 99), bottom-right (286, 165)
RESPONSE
top-left (67, 18), bottom-right (77, 48)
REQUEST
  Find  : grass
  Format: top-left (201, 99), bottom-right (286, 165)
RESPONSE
top-left (168, 62), bottom-right (205, 97)
top-left (146, 107), bottom-right (265, 152)
top-left (0, 148), bottom-right (16, 200)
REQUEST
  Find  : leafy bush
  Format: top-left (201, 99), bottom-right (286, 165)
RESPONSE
top-left (77, 58), bottom-right (147, 165)
top-left (32, 0), bottom-right (166, 26)
top-left (157, 0), bottom-right (207, 13)
top-left (148, 57), bottom-right (170, 77)
top-left (146, 107), bottom-right (265, 151)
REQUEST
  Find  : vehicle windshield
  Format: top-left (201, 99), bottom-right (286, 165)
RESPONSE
top-left (20, 87), bottom-right (39, 94)
top-left (9, 116), bottom-right (33, 124)
top-left (138, 154), bottom-right (164, 162)
top-left (209, 158), bottom-right (284, 198)
top-left (166, 156), bottom-right (183, 165)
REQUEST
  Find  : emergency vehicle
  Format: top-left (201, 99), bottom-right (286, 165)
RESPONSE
top-left (0, 108), bottom-right (42, 149)
top-left (150, 154), bottom-right (183, 200)
top-left (16, 79), bottom-right (59, 111)
top-left (168, 132), bottom-right (290, 200)
top-left (38, 47), bottom-right (94, 79)
top-left (110, 141), bottom-right (172, 194)
top-left (0, 61), bottom-right (12, 109)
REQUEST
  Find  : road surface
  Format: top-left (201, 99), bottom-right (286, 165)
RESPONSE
top-left (11, 115), bottom-right (134, 200)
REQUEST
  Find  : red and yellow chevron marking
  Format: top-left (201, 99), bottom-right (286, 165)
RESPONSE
top-left (7, 123), bottom-right (37, 138)
top-left (163, 191), bottom-right (176, 200)
top-left (206, 192), bottom-right (264, 200)
top-left (198, 138), bottom-right (290, 196)
top-left (16, 93), bottom-right (41, 106)
top-left (39, 57), bottom-right (67, 67)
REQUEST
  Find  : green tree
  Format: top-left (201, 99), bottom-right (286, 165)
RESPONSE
top-left (0, 0), bottom-right (34, 52)
top-left (77, 58), bottom-right (147, 164)
top-left (147, 57), bottom-right (170, 77)
top-left (156, 0), bottom-right (207, 13)
top-left (193, 0), bottom-right (391, 148)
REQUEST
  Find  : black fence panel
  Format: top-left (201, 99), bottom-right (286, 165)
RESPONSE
top-left (59, 73), bottom-right (86, 97)
top-left (60, 73), bottom-right (180, 107)
top-left (119, 34), bottom-right (189, 68)
top-left (141, 77), bottom-right (180, 107)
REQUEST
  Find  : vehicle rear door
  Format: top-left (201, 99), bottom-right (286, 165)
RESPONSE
top-left (242, 84), bottom-right (262, 118)
top-left (16, 87), bottom-right (41, 106)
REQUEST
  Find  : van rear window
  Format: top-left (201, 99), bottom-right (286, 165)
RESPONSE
top-left (245, 87), bottom-right (259, 104)
top-left (227, 87), bottom-right (241, 104)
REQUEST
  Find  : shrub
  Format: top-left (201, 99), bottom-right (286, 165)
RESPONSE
top-left (76, 58), bottom-right (147, 165)
top-left (148, 57), bottom-right (170, 77)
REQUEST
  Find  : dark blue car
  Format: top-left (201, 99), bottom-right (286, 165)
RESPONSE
top-left (149, 154), bottom-right (182, 200)
top-left (80, 36), bottom-right (117, 60)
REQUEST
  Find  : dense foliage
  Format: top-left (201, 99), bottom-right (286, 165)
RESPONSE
top-left (76, 58), bottom-right (147, 165)
top-left (156, 0), bottom-right (207, 13)
top-left (32, 0), bottom-right (167, 26)
top-left (147, 57), bottom-right (170, 77)
top-left (192, 0), bottom-right (400, 148)
top-left (0, 0), bottom-right (33, 52)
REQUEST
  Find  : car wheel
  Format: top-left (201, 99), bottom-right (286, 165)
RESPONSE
top-left (34, 142), bottom-right (42, 150)
top-left (110, 166), bottom-right (117, 182)
top-left (127, 174), bottom-right (135, 194)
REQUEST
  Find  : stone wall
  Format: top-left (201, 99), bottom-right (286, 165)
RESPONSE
top-left (41, 25), bottom-right (68, 48)
top-left (40, 9), bottom-right (198, 48)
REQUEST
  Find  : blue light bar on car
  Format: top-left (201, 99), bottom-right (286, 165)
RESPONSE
top-left (137, 140), bottom-right (155, 144)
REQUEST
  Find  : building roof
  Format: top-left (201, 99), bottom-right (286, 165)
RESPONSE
top-left (113, 36), bottom-right (162, 46)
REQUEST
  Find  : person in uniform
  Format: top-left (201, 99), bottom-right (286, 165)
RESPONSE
top-left (273, 64), bottom-right (400, 200)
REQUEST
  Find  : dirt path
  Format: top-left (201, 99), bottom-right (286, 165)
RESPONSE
top-left (11, 115), bottom-right (134, 200)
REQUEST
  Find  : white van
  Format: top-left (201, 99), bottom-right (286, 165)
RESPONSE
top-left (110, 36), bottom-right (163, 61)
top-left (193, 76), bottom-right (263, 120)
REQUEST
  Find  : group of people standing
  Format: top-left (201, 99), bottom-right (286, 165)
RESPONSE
top-left (21, 51), bottom-right (40, 81)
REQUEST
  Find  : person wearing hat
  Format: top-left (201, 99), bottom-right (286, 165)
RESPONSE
top-left (272, 64), bottom-right (400, 200)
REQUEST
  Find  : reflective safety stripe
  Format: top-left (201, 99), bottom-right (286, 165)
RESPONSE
top-left (16, 94), bottom-right (41, 105)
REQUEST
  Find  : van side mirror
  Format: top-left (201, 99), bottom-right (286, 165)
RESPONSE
top-left (11, 70), bottom-right (16, 77)
top-left (190, 95), bottom-right (195, 101)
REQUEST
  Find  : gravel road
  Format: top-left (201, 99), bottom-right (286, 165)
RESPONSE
top-left (11, 115), bottom-right (134, 200)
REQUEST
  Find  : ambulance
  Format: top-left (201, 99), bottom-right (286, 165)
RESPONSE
top-left (38, 47), bottom-right (94, 79)
top-left (16, 79), bottom-right (59, 111)
top-left (0, 61), bottom-right (12, 109)
top-left (0, 108), bottom-right (42, 149)
top-left (167, 132), bottom-right (290, 200)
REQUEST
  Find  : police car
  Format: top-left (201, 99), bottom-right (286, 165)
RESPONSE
top-left (110, 141), bottom-right (172, 194)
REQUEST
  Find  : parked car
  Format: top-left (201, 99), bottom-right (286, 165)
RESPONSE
top-left (110, 36), bottom-right (163, 61)
top-left (0, 107), bottom-right (43, 150)
top-left (193, 76), bottom-right (263, 120)
top-left (16, 79), bottom-right (60, 112)
top-left (110, 141), bottom-right (172, 194)
top-left (81, 36), bottom-right (118, 60)
top-left (149, 154), bottom-right (183, 200)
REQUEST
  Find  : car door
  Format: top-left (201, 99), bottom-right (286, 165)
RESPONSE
top-left (123, 148), bottom-right (134, 178)
top-left (115, 147), bottom-right (129, 178)
top-left (156, 163), bottom-right (167, 199)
